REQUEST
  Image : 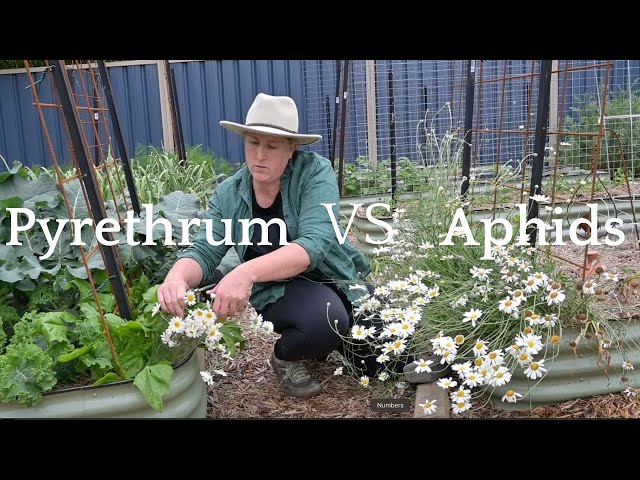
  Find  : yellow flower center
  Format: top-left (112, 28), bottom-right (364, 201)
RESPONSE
top-left (550, 292), bottom-right (558, 299)
top-left (527, 280), bottom-right (535, 286)
top-left (496, 371), bottom-right (504, 378)
top-left (531, 363), bottom-right (539, 370)
top-left (528, 340), bottom-right (535, 348)
top-left (475, 343), bottom-right (484, 350)
top-left (454, 335), bottom-right (465, 344)
top-left (456, 391), bottom-right (465, 397)
top-left (474, 358), bottom-right (483, 366)
top-left (505, 300), bottom-right (513, 307)
top-left (519, 353), bottom-right (528, 361)
top-left (551, 335), bottom-right (561, 344)
top-left (489, 352), bottom-right (497, 359)
top-left (506, 390), bottom-right (514, 397)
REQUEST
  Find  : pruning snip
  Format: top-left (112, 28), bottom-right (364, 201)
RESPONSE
top-left (194, 282), bottom-right (217, 296)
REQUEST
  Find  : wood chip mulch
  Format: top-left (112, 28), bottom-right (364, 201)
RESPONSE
top-left (206, 311), bottom-right (409, 419)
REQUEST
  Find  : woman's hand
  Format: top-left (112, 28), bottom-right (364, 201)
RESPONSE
top-left (158, 279), bottom-right (190, 317)
top-left (208, 269), bottom-right (253, 320)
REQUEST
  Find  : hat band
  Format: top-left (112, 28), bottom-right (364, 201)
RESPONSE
top-left (245, 122), bottom-right (298, 134)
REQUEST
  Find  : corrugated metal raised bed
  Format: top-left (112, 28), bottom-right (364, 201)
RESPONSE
top-left (488, 320), bottom-right (640, 411)
top-left (0, 349), bottom-right (207, 418)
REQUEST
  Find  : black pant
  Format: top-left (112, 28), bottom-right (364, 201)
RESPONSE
top-left (258, 276), bottom-right (353, 362)
top-left (259, 276), bottom-right (404, 377)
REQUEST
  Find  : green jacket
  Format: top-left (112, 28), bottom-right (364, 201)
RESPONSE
top-left (178, 151), bottom-right (371, 311)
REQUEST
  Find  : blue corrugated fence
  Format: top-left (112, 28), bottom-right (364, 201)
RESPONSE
top-left (1, 60), bottom-right (639, 172)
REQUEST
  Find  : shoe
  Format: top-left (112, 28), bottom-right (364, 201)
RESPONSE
top-left (270, 352), bottom-right (323, 398)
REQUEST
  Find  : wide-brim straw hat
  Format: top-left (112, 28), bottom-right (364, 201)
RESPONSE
top-left (220, 93), bottom-right (322, 145)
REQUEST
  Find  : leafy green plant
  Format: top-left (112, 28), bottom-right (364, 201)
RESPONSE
top-left (0, 276), bottom-right (201, 411)
top-left (0, 156), bottom-right (224, 411)
top-left (129, 145), bottom-right (236, 207)
top-left (339, 157), bottom-right (431, 197)
top-left (561, 88), bottom-right (640, 178)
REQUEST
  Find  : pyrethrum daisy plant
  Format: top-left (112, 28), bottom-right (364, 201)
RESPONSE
top-left (342, 197), bottom-right (626, 415)
top-left (151, 289), bottom-right (274, 387)
top-left (335, 126), bottom-right (627, 415)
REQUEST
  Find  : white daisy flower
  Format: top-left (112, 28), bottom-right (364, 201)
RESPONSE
top-left (581, 281), bottom-right (596, 295)
top-left (376, 353), bottom-right (390, 364)
top-left (200, 371), bottom-right (214, 385)
top-left (436, 377), bottom-right (458, 389)
top-left (260, 320), bottom-right (274, 333)
top-left (524, 360), bottom-right (547, 379)
top-left (413, 358), bottom-right (433, 373)
top-left (160, 329), bottom-right (176, 347)
top-left (169, 316), bottom-right (185, 334)
top-left (530, 194), bottom-right (550, 203)
top-left (498, 298), bottom-right (519, 315)
top-left (604, 272), bottom-right (619, 282)
top-left (351, 324), bottom-right (368, 340)
top-left (451, 400), bottom-right (472, 414)
top-left (546, 290), bottom-right (566, 305)
top-left (470, 266), bottom-right (492, 281)
top-left (462, 308), bottom-right (483, 327)
top-left (419, 399), bottom-right (437, 415)
top-left (450, 387), bottom-right (471, 403)
top-left (488, 366), bottom-right (511, 387)
top-left (502, 390), bottom-right (523, 403)
top-left (472, 339), bottom-right (489, 357)
top-left (183, 290), bottom-right (197, 306)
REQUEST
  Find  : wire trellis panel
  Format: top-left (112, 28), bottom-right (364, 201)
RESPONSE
top-left (23, 59), bottom-right (140, 379)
